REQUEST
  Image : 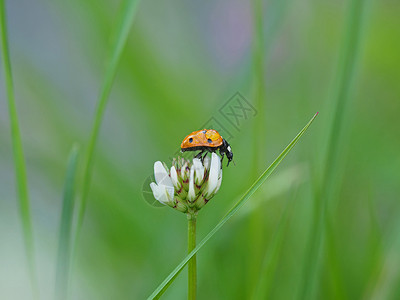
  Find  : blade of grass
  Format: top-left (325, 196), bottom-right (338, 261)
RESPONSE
top-left (55, 144), bottom-right (80, 300)
top-left (298, 0), bottom-right (369, 298)
top-left (74, 0), bottom-right (141, 246)
top-left (366, 217), bottom-right (400, 300)
top-left (147, 112), bottom-right (318, 300)
top-left (251, 0), bottom-right (265, 161)
top-left (0, 1), bottom-right (38, 297)
top-left (252, 193), bottom-right (294, 300)
top-left (322, 0), bottom-right (369, 207)
top-left (248, 0), bottom-right (266, 294)
top-left (362, 189), bottom-right (384, 299)
top-left (248, 0), bottom-right (293, 293)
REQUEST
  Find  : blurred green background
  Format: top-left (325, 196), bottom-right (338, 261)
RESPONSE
top-left (1, 0), bottom-right (399, 299)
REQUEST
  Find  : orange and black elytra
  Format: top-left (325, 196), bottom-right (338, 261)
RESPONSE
top-left (180, 129), bottom-right (234, 166)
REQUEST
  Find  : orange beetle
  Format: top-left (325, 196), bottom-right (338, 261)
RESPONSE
top-left (181, 129), bottom-right (234, 166)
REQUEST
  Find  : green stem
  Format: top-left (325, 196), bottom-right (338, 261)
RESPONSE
top-left (187, 214), bottom-right (197, 300)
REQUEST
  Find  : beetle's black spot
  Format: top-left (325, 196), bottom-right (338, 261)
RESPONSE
top-left (189, 138), bottom-right (193, 143)
top-left (207, 138), bottom-right (212, 143)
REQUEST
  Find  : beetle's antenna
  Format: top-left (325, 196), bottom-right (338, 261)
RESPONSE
top-left (226, 158), bottom-right (235, 167)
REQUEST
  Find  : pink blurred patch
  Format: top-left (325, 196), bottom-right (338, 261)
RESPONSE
top-left (206, 0), bottom-right (252, 70)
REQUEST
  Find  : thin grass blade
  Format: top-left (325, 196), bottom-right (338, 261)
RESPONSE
top-left (147, 112), bottom-right (319, 300)
top-left (75, 0), bottom-right (141, 244)
top-left (248, 0), bottom-right (267, 292)
top-left (252, 194), bottom-right (293, 300)
top-left (362, 193), bottom-right (384, 299)
top-left (298, 0), bottom-right (369, 298)
top-left (366, 220), bottom-right (400, 300)
top-left (0, 0), bottom-right (38, 297)
top-left (55, 144), bottom-right (80, 300)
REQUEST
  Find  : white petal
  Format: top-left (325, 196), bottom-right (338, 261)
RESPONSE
top-left (170, 166), bottom-right (179, 188)
top-left (165, 185), bottom-right (174, 201)
top-left (150, 182), bottom-right (167, 204)
top-left (192, 158), bottom-right (205, 184)
top-left (181, 162), bottom-right (189, 179)
top-left (187, 166), bottom-right (196, 202)
top-left (150, 182), bottom-right (161, 199)
top-left (215, 171), bottom-right (223, 194)
top-left (203, 155), bottom-right (211, 171)
top-left (205, 153), bottom-right (221, 197)
top-left (154, 161), bottom-right (173, 188)
top-left (150, 182), bottom-right (174, 205)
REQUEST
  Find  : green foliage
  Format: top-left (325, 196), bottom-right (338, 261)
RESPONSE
top-left (1, 0), bottom-right (399, 299)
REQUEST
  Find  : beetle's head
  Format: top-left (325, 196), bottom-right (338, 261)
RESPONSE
top-left (222, 139), bottom-right (234, 166)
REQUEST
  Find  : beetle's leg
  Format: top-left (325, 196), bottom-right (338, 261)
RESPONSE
top-left (220, 153), bottom-right (225, 168)
top-left (201, 152), bottom-right (208, 163)
top-left (195, 150), bottom-right (204, 159)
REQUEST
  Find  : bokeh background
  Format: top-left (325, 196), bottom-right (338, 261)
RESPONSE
top-left (1, 0), bottom-right (399, 299)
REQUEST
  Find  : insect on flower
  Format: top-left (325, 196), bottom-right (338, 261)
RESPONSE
top-left (149, 154), bottom-right (223, 213)
top-left (180, 129), bottom-right (234, 166)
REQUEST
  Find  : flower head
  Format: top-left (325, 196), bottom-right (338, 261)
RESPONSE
top-left (150, 153), bottom-right (223, 214)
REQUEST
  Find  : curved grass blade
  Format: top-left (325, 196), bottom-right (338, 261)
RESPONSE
top-left (75, 0), bottom-right (141, 244)
top-left (147, 112), bottom-right (319, 300)
top-left (55, 144), bottom-right (80, 300)
top-left (0, 0), bottom-right (38, 297)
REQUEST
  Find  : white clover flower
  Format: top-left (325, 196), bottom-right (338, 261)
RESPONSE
top-left (149, 153), bottom-right (223, 213)
top-left (149, 162), bottom-right (174, 205)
